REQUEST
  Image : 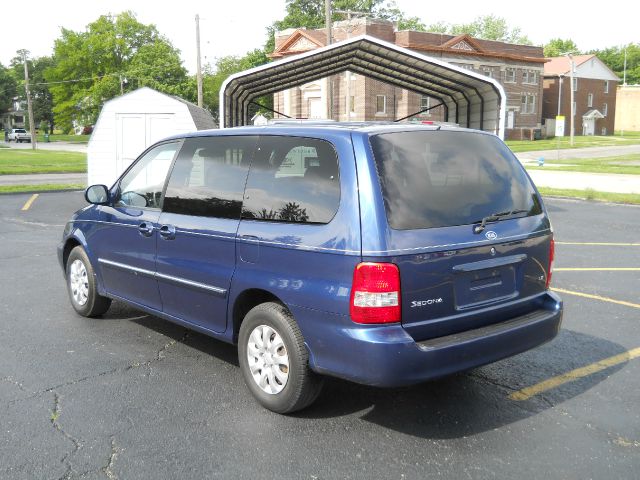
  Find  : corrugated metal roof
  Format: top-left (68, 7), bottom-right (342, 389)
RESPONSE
top-left (220, 35), bottom-right (505, 138)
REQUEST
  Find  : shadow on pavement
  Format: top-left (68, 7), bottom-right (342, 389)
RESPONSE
top-left (99, 302), bottom-right (627, 440)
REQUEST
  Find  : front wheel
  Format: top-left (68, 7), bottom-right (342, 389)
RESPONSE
top-left (66, 246), bottom-right (111, 317)
top-left (238, 302), bottom-right (323, 414)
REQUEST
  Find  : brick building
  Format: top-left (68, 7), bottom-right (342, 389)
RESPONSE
top-left (271, 18), bottom-right (546, 138)
top-left (542, 55), bottom-right (619, 136)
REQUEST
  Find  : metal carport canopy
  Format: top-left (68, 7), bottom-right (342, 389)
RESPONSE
top-left (220, 35), bottom-right (506, 138)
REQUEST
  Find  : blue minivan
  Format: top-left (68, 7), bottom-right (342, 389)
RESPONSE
top-left (59, 123), bottom-right (562, 413)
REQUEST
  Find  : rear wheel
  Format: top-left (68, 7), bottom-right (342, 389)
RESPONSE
top-left (238, 302), bottom-right (323, 414)
top-left (66, 246), bottom-right (111, 317)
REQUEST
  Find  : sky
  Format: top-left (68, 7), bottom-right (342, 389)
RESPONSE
top-left (1, 0), bottom-right (636, 73)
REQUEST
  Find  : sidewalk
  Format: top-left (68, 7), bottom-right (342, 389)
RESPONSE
top-left (0, 173), bottom-right (86, 186)
top-left (526, 170), bottom-right (639, 194)
top-left (515, 144), bottom-right (640, 162)
top-left (515, 144), bottom-right (640, 194)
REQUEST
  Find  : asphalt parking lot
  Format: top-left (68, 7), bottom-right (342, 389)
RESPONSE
top-left (1, 192), bottom-right (638, 479)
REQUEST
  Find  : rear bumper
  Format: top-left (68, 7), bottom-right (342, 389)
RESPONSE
top-left (302, 291), bottom-right (562, 387)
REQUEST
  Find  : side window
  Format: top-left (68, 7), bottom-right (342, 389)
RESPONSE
top-left (242, 136), bottom-right (340, 224)
top-left (162, 136), bottom-right (255, 219)
top-left (115, 142), bottom-right (178, 209)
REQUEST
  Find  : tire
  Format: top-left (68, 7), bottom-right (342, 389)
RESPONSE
top-left (65, 246), bottom-right (111, 317)
top-left (238, 302), bottom-right (323, 414)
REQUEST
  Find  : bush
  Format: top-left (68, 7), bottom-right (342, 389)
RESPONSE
top-left (81, 125), bottom-right (94, 135)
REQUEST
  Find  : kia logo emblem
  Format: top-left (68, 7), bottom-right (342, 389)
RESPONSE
top-left (485, 231), bottom-right (497, 240)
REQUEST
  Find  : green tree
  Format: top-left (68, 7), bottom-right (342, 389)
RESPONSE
top-left (10, 54), bottom-right (55, 133)
top-left (448, 15), bottom-right (531, 44)
top-left (45, 11), bottom-right (192, 131)
top-left (589, 43), bottom-right (640, 85)
top-left (0, 63), bottom-right (17, 115)
top-left (544, 39), bottom-right (580, 57)
top-left (202, 49), bottom-right (270, 121)
top-left (267, 0), bottom-right (426, 51)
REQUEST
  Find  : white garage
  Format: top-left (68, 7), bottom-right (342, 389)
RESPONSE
top-left (87, 87), bottom-right (215, 186)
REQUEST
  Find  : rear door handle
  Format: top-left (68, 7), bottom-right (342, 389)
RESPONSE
top-left (159, 224), bottom-right (176, 240)
top-left (138, 222), bottom-right (154, 237)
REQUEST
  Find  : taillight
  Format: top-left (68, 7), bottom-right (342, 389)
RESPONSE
top-left (546, 237), bottom-right (555, 289)
top-left (350, 262), bottom-right (401, 324)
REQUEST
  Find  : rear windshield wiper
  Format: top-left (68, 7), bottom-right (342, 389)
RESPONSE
top-left (473, 209), bottom-right (528, 234)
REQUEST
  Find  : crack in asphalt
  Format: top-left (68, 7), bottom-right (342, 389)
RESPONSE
top-left (103, 437), bottom-right (120, 480)
top-left (6, 329), bottom-right (192, 408)
top-left (51, 392), bottom-right (82, 480)
top-left (1, 375), bottom-right (26, 391)
top-left (126, 330), bottom-right (190, 376)
top-left (3, 330), bottom-right (191, 477)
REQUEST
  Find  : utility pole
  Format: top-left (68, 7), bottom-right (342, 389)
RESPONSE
top-left (557, 74), bottom-right (563, 117)
top-left (21, 51), bottom-right (36, 150)
top-left (325, 0), bottom-right (332, 119)
top-left (195, 14), bottom-right (203, 108)
top-left (567, 53), bottom-right (575, 146)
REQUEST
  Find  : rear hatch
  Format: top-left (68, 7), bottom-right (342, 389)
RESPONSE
top-left (368, 129), bottom-right (552, 341)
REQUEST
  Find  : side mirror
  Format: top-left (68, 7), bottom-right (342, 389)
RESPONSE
top-left (85, 184), bottom-right (110, 205)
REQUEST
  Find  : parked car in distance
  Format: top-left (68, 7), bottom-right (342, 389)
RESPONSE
top-left (58, 122), bottom-right (563, 413)
top-left (7, 128), bottom-right (31, 143)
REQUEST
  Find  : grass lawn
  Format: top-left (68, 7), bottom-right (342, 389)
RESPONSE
top-left (506, 134), bottom-right (640, 152)
top-left (538, 187), bottom-right (640, 205)
top-left (0, 149), bottom-right (86, 174)
top-left (525, 154), bottom-right (640, 175)
top-left (35, 134), bottom-right (90, 143)
top-left (0, 183), bottom-right (84, 194)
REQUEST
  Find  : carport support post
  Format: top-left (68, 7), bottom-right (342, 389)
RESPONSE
top-left (325, 0), bottom-right (333, 119)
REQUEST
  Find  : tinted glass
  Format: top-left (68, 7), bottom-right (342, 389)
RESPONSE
top-left (115, 142), bottom-right (178, 209)
top-left (370, 131), bottom-right (542, 230)
top-left (163, 136), bottom-right (254, 219)
top-left (242, 136), bottom-right (340, 224)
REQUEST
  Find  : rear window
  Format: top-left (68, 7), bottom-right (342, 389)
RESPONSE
top-left (370, 130), bottom-right (542, 230)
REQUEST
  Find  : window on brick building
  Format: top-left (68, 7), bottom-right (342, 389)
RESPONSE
top-left (482, 67), bottom-right (493, 78)
top-left (420, 95), bottom-right (431, 112)
top-left (376, 95), bottom-right (386, 114)
top-left (522, 70), bottom-right (538, 84)
top-left (603, 103), bottom-right (608, 116)
top-left (604, 81), bottom-right (609, 93)
top-left (587, 93), bottom-right (593, 107)
top-left (505, 68), bottom-right (516, 83)
top-left (572, 78), bottom-right (578, 91)
top-left (520, 93), bottom-right (536, 114)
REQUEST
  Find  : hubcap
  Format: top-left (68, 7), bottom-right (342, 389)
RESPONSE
top-left (69, 259), bottom-right (89, 306)
top-left (247, 325), bottom-right (289, 394)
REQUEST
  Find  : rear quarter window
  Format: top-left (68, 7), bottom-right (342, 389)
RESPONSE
top-left (370, 130), bottom-right (542, 230)
top-left (241, 136), bottom-right (340, 224)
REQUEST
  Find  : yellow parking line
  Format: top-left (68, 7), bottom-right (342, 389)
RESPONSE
top-left (21, 194), bottom-right (39, 211)
top-left (555, 268), bottom-right (640, 272)
top-left (509, 347), bottom-right (640, 401)
top-left (555, 242), bottom-right (640, 246)
top-left (552, 287), bottom-right (640, 309)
